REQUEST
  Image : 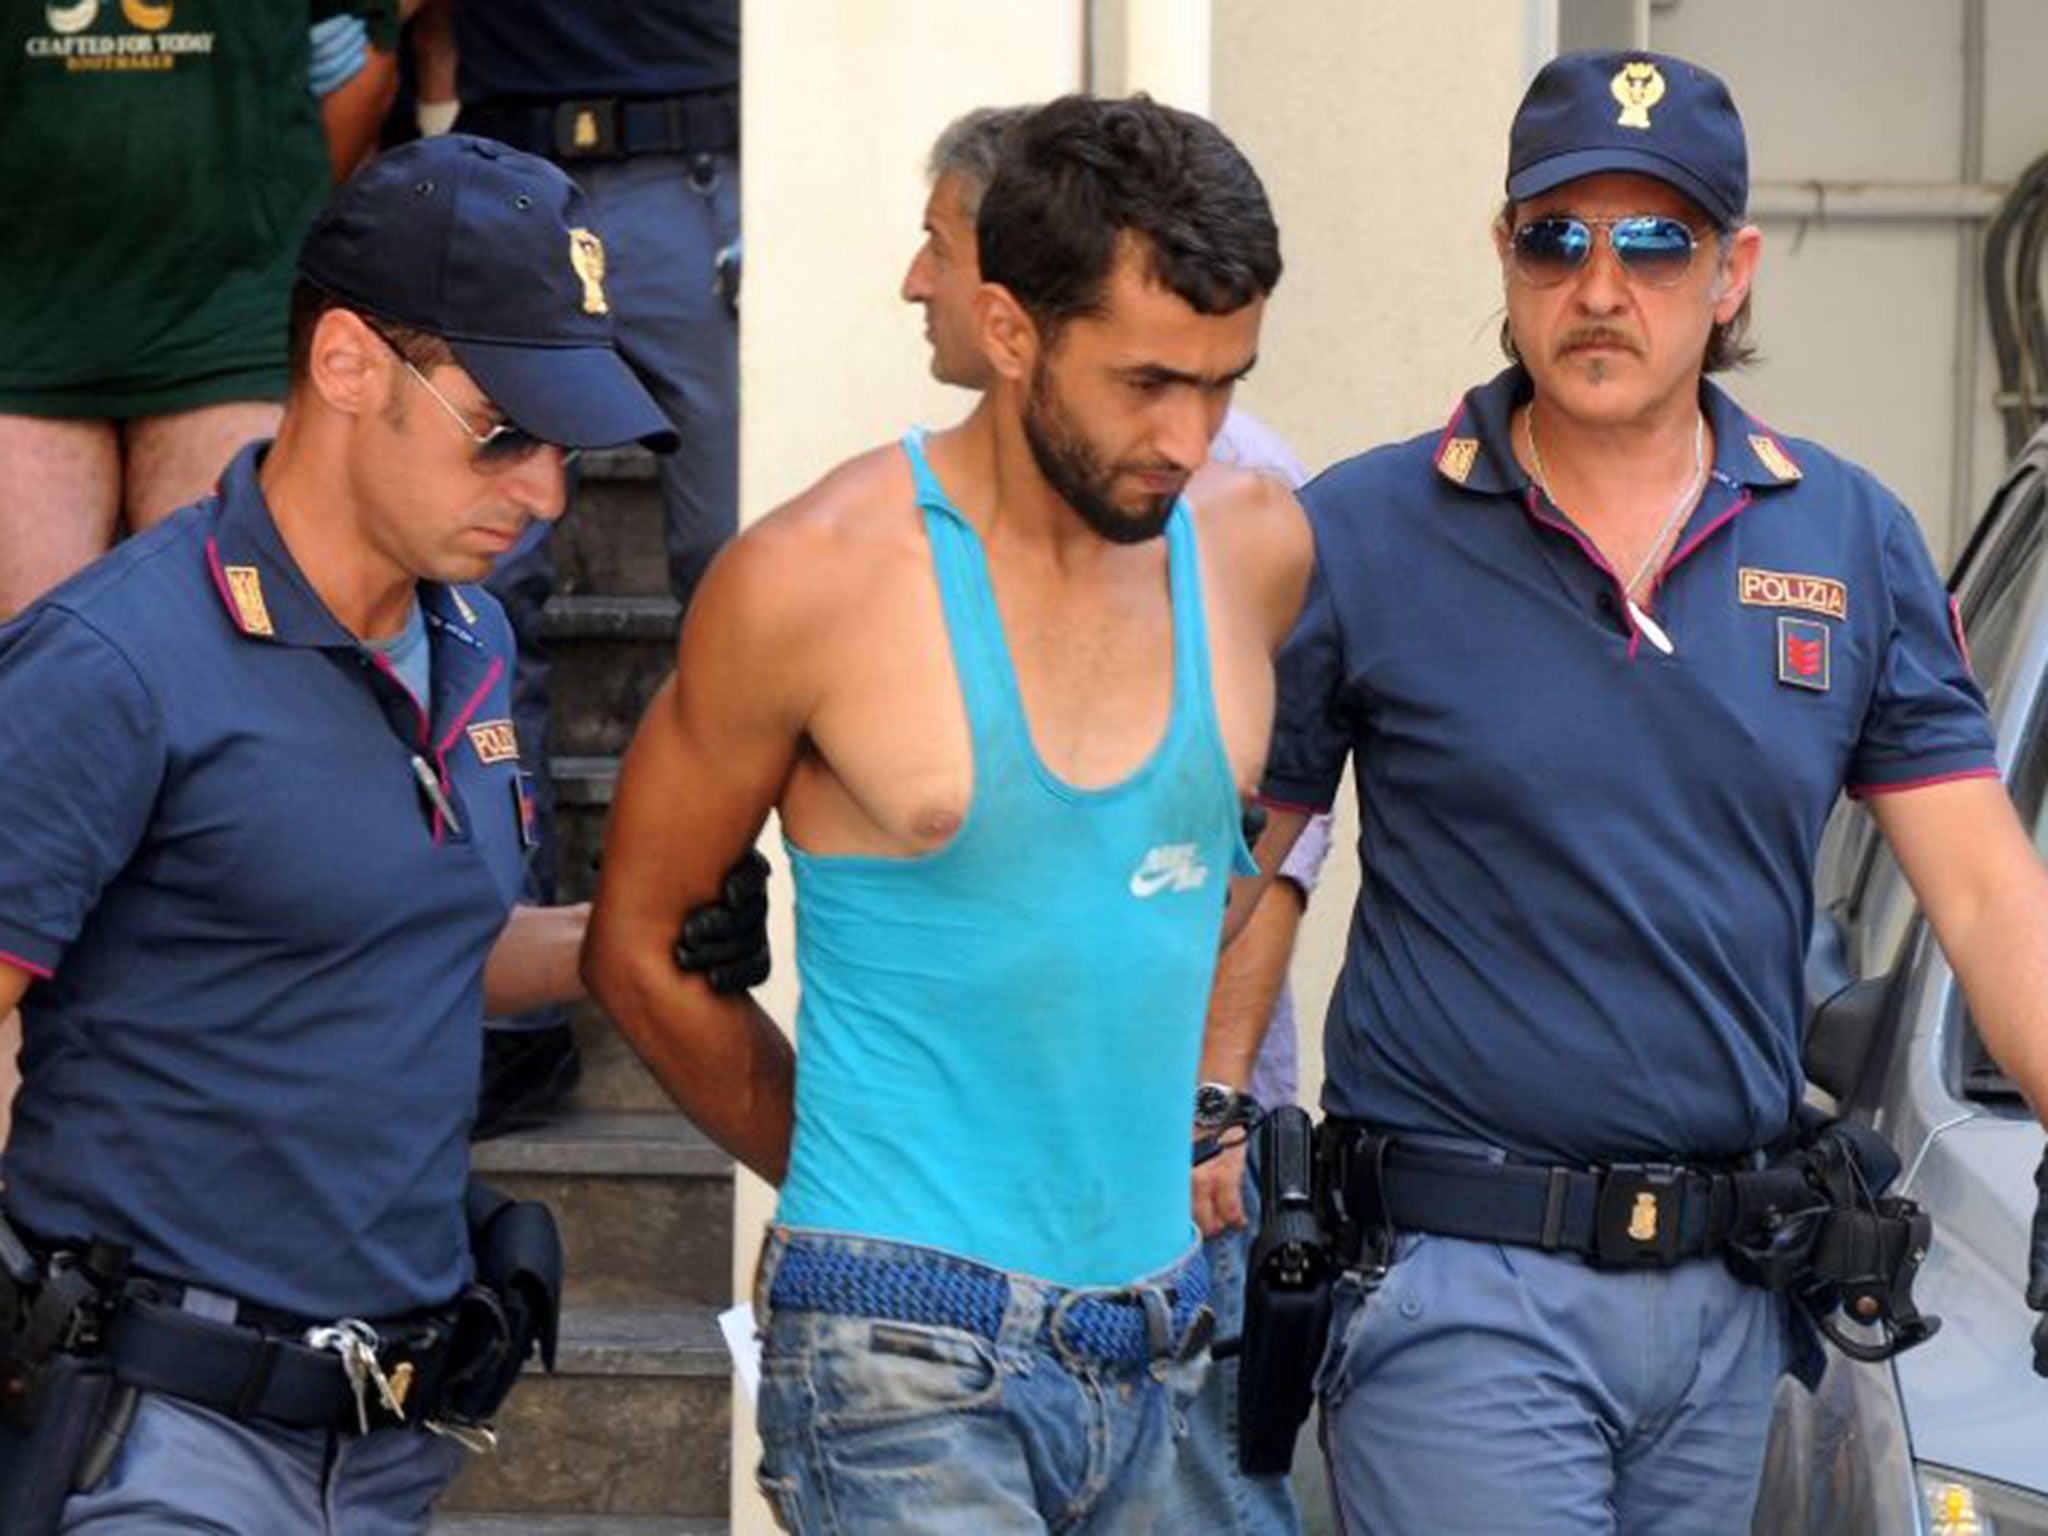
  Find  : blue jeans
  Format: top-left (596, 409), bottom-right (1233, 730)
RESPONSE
top-left (753, 1228), bottom-right (1212, 1535)
top-left (1179, 1152), bottom-right (1302, 1535)
top-left (1318, 1231), bottom-right (1789, 1535)
top-left (60, 1391), bottom-right (464, 1533)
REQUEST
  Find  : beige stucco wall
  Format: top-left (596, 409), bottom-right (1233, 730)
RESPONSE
top-left (730, 4), bottom-right (1534, 1525)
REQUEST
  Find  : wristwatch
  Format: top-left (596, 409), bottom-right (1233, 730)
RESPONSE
top-left (1194, 1081), bottom-right (1252, 1134)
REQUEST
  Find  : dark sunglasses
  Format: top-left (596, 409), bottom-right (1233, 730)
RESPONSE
top-left (1509, 214), bottom-right (1702, 290)
top-left (363, 321), bottom-right (577, 473)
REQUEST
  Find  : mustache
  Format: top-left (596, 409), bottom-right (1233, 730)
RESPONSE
top-left (1557, 326), bottom-right (1641, 357)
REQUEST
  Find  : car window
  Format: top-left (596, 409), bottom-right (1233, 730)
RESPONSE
top-left (1953, 475), bottom-right (2047, 690)
top-left (1957, 593), bottom-right (2048, 1107)
top-left (1840, 472), bottom-right (2048, 979)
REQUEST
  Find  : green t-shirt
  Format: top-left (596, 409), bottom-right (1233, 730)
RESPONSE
top-left (0, 2), bottom-right (379, 418)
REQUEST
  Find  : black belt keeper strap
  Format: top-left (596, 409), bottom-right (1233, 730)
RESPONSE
top-left (229, 1333), bottom-right (283, 1421)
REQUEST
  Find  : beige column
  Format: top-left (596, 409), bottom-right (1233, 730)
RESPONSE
top-left (730, 6), bottom-right (1081, 1529)
top-left (1114, 0), bottom-right (1212, 108)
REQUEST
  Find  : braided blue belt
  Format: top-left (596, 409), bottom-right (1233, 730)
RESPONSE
top-left (769, 1244), bottom-right (1210, 1370)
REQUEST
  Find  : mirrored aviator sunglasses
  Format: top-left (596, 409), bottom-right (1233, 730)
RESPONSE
top-left (1510, 214), bottom-right (1701, 290)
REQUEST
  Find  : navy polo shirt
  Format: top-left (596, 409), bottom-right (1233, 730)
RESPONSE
top-left (0, 444), bottom-right (526, 1319)
top-left (456, 0), bottom-right (738, 104)
top-left (1267, 368), bottom-right (1996, 1165)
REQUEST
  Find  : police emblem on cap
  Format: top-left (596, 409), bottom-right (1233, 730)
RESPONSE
top-left (1611, 60), bottom-right (1666, 130)
top-left (223, 565), bottom-right (275, 638)
top-left (1438, 437), bottom-right (1480, 485)
top-left (569, 229), bottom-right (610, 316)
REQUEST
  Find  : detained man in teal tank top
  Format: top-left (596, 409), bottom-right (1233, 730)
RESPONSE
top-left (588, 95), bottom-right (1312, 1534)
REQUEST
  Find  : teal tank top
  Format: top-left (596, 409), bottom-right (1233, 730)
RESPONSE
top-left (774, 432), bottom-right (1255, 1287)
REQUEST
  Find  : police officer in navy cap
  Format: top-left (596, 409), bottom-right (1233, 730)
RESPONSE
top-left (1223, 49), bottom-right (2048, 1533)
top-left (0, 134), bottom-right (756, 1532)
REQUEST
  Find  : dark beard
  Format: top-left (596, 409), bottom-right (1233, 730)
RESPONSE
top-left (1022, 365), bottom-right (1176, 545)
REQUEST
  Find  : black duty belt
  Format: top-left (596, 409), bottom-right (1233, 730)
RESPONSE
top-left (1324, 1121), bottom-right (1747, 1270)
top-left (459, 90), bottom-right (738, 162)
top-left (104, 1296), bottom-right (457, 1432)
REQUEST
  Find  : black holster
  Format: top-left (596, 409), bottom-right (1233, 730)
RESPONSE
top-left (0, 1351), bottom-right (118, 1534)
top-left (431, 1181), bottom-right (564, 1428)
top-left (1722, 1116), bottom-right (1939, 1364)
top-left (1234, 1106), bottom-right (1333, 1476)
top-left (0, 1222), bottom-right (132, 1535)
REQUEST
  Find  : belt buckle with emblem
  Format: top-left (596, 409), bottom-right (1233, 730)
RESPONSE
top-left (1594, 1164), bottom-right (1684, 1267)
top-left (552, 98), bottom-right (620, 160)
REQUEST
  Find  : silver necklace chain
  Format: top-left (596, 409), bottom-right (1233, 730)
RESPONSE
top-left (1524, 403), bottom-right (1707, 600)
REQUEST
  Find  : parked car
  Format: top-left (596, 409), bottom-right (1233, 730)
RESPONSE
top-left (1753, 429), bottom-right (2048, 1534)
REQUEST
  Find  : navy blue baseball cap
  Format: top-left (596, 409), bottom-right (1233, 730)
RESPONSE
top-left (1507, 50), bottom-right (1747, 230)
top-left (298, 135), bottom-right (678, 454)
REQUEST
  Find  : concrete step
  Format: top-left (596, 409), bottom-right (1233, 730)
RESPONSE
top-left (471, 1112), bottom-right (733, 1310)
top-left (541, 597), bottom-right (679, 758)
top-left (551, 755), bottom-right (614, 906)
top-left (555, 449), bottom-right (672, 599)
top-left (441, 1305), bottom-right (731, 1519)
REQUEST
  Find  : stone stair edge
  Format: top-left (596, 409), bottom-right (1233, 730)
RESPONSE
top-left (470, 1109), bottom-right (732, 1178)
top-left (542, 593), bottom-right (682, 640)
top-left (551, 756), bottom-right (618, 808)
top-left (576, 447), bottom-right (660, 482)
top-left (555, 1303), bottom-right (734, 1378)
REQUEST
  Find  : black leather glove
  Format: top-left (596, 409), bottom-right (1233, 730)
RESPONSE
top-left (1241, 800), bottom-right (1268, 848)
top-left (2029, 1144), bottom-right (2048, 1375)
top-left (674, 849), bottom-right (770, 994)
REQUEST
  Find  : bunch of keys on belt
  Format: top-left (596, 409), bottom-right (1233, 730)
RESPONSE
top-left (305, 1317), bottom-right (411, 1434)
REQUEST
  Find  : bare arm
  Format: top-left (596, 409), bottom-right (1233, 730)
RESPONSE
top-left (1196, 462), bottom-right (1315, 949)
top-left (318, 41), bottom-right (398, 181)
top-left (1193, 871), bottom-right (1308, 1236)
top-left (408, 0), bottom-right (458, 127)
top-left (1871, 777), bottom-right (2048, 1119)
top-left (483, 903), bottom-right (589, 1017)
top-left (583, 535), bottom-right (809, 1184)
top-left (0, 967), bottom-right (31, 1158)
top-left (1221, 805), bottom-right (1310, 947)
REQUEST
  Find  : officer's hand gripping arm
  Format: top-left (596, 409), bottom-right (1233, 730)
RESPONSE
top-left (673, 849), bottom-right (771, 993)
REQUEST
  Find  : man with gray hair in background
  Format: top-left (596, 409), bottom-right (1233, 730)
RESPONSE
top-left (904, 104), bottom-right (1335, 1534)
